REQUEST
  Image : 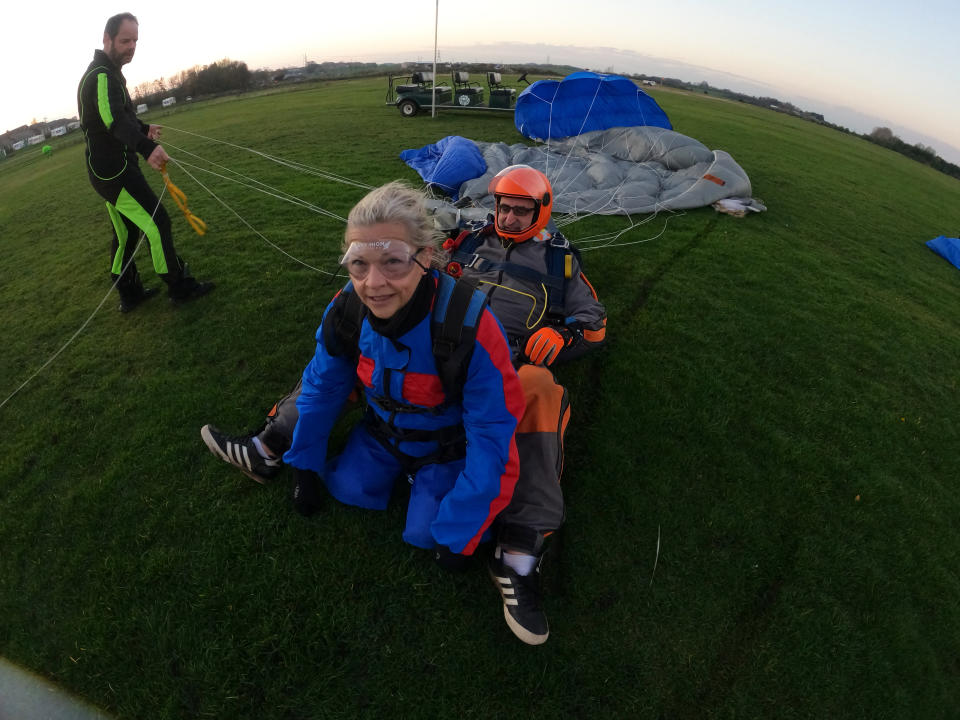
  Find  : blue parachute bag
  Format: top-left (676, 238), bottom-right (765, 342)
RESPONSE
top-left (926, 236), bottom-right (960, 271)
top-left (399, 135), bottom-right (487, 200)
top-left (514, 71), bottom-right (672, 141)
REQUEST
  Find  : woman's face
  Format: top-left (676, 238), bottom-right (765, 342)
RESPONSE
top-left (342, 222), bottom-right (433, 319)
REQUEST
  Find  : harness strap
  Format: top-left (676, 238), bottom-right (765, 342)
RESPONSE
top-left (433, 276), bottom-right (474, 356)
top-left (449, 251), bottom-right (566, 291)
top-left (450, 226), bottom-right (574, 320)
top-left (337, 288), bottom-right (366, 362)
top-left (370, 393), bottom-right (448, 416)
top-left (321, 274), bottom-right (486, 469)
top-left (433, 277), bottom-right (485, 404)
top-left (364, 407), bottom-right (467, 471)
top-left (544, 235), bottom-right (573, 318)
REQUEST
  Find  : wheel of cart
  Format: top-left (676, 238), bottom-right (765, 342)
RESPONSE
top-left (389, 71), bottom-right (452, 116)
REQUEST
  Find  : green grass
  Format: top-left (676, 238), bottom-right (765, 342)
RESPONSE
top-left (1, 76), bottom-right (959, 719)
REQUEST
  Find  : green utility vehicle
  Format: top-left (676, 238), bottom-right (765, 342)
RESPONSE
top-left (386, 71), bottom-right (518, 117)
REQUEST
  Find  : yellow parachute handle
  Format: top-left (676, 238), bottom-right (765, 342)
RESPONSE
top-left (162, 168), bottom-right (207, 236)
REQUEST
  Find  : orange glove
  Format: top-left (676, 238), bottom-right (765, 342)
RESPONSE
top-left (524, 327), bottom-right (571, 366)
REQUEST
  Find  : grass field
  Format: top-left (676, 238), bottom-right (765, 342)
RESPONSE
top-left (1, 76), bottom-right (959, 719)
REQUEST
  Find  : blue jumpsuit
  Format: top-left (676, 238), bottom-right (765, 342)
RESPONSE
top-left (284, 272), bottom-right (525, 555)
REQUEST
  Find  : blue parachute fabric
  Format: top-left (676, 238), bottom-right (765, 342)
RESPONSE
top-left (399, 135), bottom-right (486, 200)
top-left (926, 236), bottom-right (960, 270)
top-left (514, 71), bottom-right (672, 142)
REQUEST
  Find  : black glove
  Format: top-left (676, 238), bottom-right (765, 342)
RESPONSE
top-left (434, 544), bottom-right (471, 573)
top-left (291, 468), bottom-right (323, 517)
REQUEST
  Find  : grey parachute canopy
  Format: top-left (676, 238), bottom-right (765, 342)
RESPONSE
top-left (462, 126), bottom-right (752, 215)
top-left (408, 126), bottom-right (753, 221)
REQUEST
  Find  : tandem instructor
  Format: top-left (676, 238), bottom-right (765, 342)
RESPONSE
top-left (78, 12), bottom-right (213, 312)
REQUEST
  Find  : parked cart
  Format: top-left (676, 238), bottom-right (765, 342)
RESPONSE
top-left (386, 71), bottom-right (518, 117)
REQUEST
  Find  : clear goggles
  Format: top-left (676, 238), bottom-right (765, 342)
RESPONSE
top-left (339, 241), bottom-right (424, 280)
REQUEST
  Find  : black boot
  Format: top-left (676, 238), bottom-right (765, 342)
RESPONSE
top-left (116, 269), bottom-right (158, 313)
top-left (167, 262), bottom-right (215, 305)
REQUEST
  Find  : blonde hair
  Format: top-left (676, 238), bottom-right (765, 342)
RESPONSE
top-left (345, 182), bottom-right (447, 266)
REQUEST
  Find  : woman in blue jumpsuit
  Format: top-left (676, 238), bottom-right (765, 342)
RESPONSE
top-left (284, 182), bottom-right (525, 558)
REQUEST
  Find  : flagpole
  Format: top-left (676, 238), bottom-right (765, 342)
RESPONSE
top-left (432, 0), bottom-right (438, 118)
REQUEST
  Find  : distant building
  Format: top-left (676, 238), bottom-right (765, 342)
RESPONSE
top-left (6, 127), bottom-right (34, 147)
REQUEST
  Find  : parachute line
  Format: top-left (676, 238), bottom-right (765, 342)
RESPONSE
top-left (1, 190), bottom-right (164, 411)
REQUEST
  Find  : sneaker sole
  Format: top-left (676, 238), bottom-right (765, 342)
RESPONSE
top-left (502, 605), bottom-right (549, 646)
top-left (200, 424), bottom-right (270, 485)
top-left (487, 564), bottom-right (550, 645)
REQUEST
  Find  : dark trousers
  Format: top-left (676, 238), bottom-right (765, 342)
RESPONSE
top-left (90, 167), bottom-right (184, 298)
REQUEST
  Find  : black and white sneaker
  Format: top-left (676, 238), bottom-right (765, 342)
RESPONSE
top-left (487, 546), bottom-right (549, 645)
top-left (200, 424), bottom-right (281, 484)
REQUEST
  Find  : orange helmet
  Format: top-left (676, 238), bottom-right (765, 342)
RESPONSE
top-left (488, 164), bottom-right (553, 242)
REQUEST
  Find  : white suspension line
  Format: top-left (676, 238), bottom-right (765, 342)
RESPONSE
top-left (168, 103), bottom-right (672, 256)
top-left (167, 148), bottom-right (346, 223)
top-left (578, 212), bottom-right (677, 252)
top-left (168, 157), bottom-right (341, 276)
top-left (160, 124), bottom-right (373, 190)
top-left (1, 189), bottom-right (165, 411)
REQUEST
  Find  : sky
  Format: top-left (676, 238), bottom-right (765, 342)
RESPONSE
top-left (4, 1), bottom-right (958, 162)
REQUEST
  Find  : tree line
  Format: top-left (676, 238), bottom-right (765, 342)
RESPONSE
top-left (132, 58), bottom-right (256, 107)
top-left (865, 127), bottom-right (960, 180)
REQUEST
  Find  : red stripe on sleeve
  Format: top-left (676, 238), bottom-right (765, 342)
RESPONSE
top-left (461, 310), bottom-right (526, 555)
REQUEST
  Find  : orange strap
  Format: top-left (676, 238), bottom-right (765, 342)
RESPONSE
top-left (162, 169), bottom-right (207, 236)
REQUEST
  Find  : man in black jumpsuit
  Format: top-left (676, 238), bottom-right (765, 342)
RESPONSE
top-left (77, 13), bottom-right (213, 312)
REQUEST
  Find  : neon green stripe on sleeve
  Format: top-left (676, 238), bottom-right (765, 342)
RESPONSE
top-left (97, 73), bottom-right (114, 129)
